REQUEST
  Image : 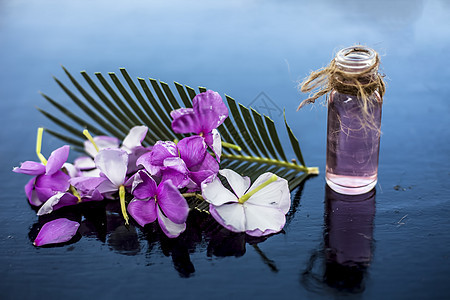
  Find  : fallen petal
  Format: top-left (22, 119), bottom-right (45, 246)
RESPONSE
top-left (33, 218), bottom-right (80, 246)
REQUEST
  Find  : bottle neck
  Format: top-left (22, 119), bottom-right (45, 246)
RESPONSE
top-left (335, 46), bottom-right (378, 75)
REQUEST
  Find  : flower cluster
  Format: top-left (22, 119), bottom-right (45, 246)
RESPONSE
top-left (14, 90), bottom-right (291, 246)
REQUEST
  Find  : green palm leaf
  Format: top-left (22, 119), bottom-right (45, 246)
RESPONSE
top-left (39, 67), bottom-right (318, 192)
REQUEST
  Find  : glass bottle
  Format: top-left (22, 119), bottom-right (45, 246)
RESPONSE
top-left (326, 46), bottom-right (382, 195)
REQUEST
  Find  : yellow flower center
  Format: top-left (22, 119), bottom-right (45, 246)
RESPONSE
top-left (83, 129), bottom-right (99, 153)
top-left (238, 174), bottom-right (278, 204)
top-left (36, 127), bottom-right (48, 165)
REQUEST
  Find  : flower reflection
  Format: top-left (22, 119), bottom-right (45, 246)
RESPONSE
top-left (28, 200), bottom-right (279, 277)
top-left (302, 185), bottom-right (376, 294)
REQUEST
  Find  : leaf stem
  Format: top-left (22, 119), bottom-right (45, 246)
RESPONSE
top-left (182, 192), bottom-right (204, 201)
top-left (221, 154), bottom-right (319, 174)
top-left (221, 141), bottom-right (242, 151)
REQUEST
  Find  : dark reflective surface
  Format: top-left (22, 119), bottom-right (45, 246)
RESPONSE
top-left (302, 186), bottom-right (375, 294)
top-left (1, 0), bottom-right (450, 299)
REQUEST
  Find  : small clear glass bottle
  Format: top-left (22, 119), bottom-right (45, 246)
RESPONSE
top-left (326, 46), bottom-right (382, 195)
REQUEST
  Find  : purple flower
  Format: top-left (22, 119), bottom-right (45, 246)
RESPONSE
top-left (171, 90), bottom-right (228, 161)
top-left (84, 135), bottom-right (120, 158)
top-left (120, 125), bottom-right (150, 173)
top-left (34, 218), bottom-right (80, 246)
top-left (202, 169), bottom-right (291, 237)
top-left (137, 140), bottom-right (178, 177)
top-left (13, 145), bottom-right (71, 206)
top-left (76, 126), bottom-right (150, 176)
top-left (36, 175), bottom-right (106, 216)
top-left (137, 135), bottom-right (219, 190)
top-left (36, 192), bottom-right (79, 215)
top-left (93, 148), bottom-right (129, 195)
top-left (127, 170), bottom-right (189, 238)
top-left (78, 148), bottom-right (131, 224)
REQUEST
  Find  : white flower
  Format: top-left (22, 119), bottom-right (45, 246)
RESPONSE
top-left (201, 169), bottom-right (291, 236)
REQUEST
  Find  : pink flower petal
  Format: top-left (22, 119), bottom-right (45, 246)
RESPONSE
top-left (69, 176), bottom-right (106, 193)
top-left (137, 141), bottom-right (177, 176)
top-left (33, 218), bottom-right (80, 246)
top-left (35, 186), bottom-right (55, 203)
top-left (13, 161), bottom-right (45, 175)
top-left (74, 156), bottom-right (96, 170)
top-left (132, 171), bottom-right (157, 200)
top-left (157, 206), bottom-right (186, 238)
top-left (35, 171), bottom-right (70, 194)
top-left (128, 198), bottom-right (157, 227)
top-left (209, 203), bottom-right (246, 233)
top-left (219, 169), bottom-right (251, 199)
top-left (37, 192), bottom-right (78, 215)
top-left (243, 203), bottom-right (286, 236)
top-left (201, 175), bottom-right (238, 206)
top-left (177, 136), bottom-right (207, 168)
top-left (190, 152), bottom-right (219, 173)
top-left (84, 136), bottom-right (120, 157)
top-left (170, 108), bottom-right (202, 134)
top-left (245, 173), bottom-right (291, 214)
top-left (193, 90), bottom-right (228, 133)
top-left (95, 178), bottom-right (118, 194)
top-left (63, 163), bottom-right (80, 178)
top-left (45, 145), bottom-right (70, 175)
top-left (210, 129), bottom-right (222, 162)
top-left (94, 148), bottom-right (128, 187)
top-left (161, 157), bottom-right (190, 189)
top-left (121, 125), bottom-right (148, 152)
top-left (127, 146), bottom-right (149, 174)
top-left (25, 177), bottom-right (42, 206)
top-left (157, 180), bottom-right (189, 224)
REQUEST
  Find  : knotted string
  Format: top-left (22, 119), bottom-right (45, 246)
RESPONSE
top-left (297, 54), bottom-right (385, 111)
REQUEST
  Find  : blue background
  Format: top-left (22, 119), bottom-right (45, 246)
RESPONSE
top-left (1, 0), bottom-right (449, 299)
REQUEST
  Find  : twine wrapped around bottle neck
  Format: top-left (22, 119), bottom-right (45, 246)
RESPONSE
top-left (297, 54), bottom-right (385, 111)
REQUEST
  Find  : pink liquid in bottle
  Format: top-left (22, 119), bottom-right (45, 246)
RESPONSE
top-left (326, 90), bottom-right (382, 195)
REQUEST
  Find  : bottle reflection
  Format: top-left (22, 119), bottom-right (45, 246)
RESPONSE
top-left (323, 185), bottom-right (376, 293)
